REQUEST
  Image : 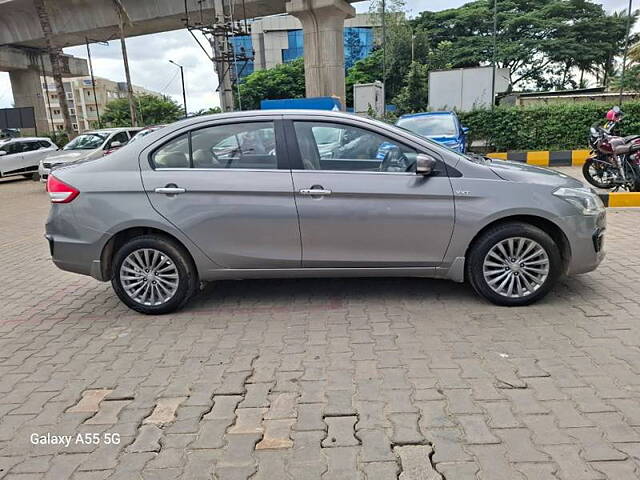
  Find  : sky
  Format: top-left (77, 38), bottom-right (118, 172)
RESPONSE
top-left (0, 0), bottom-right (633, 112)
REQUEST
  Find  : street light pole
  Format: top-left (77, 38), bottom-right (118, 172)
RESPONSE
top-left (169, 60), bottom-right (188, 118)
top-left (619, 0), bottom-right (634, 106)
top-left (490, 0), bottom-right (498, 110)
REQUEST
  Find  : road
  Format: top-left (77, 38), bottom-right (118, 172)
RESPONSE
top-left (1, 174), bottom-right (640, 479)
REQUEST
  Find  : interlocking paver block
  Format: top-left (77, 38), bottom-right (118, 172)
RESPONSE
top-left (458, 415), bottom-right (501, 445)
top-left (228, 407), bottom-right (267, 434)
top-left (66, 389), bottom-right (113, 413)
top-left (143, 397), bottom-right (186, 425)
top-left (255, 418), bottom-right (294, 450)
top-left (126, 424), bottom-right (162, 453)
top-left (543, 444), bottom-right (604, 480)
top-left (359, 429), bottom-right (395, 463)
top-left (264, 392), bottom-right (297, 420)
top-left (388, 413), bottom-right (425, 445)
top-left (85, 400), bottom-right (130, 425)
top-left (395, 445), bottom-right (442, 480)
top-left (322, 416), bottom-right (358, 447)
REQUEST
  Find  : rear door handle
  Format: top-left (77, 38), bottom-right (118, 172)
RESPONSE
top-left (155, 187), bottom-right (186, 195)
top-left (299, 188), bottom-right (332, 196)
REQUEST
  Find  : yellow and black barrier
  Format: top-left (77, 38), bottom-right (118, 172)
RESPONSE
top-left (598, 192), bottom-right (640, 208)
top-left (487, 150), bottom-right (591, 167)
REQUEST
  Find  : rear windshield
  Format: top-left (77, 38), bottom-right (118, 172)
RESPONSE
top-left (397, 115), bottom-right (457, 137)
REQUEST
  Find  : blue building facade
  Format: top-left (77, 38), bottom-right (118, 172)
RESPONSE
top-left (232, 26), bottom-right (375, 80)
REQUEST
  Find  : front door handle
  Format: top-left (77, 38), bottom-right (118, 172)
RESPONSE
top-left (155, 186), bottom-right (186, 195)
top-left (299, 187), bottom-right (332, 196)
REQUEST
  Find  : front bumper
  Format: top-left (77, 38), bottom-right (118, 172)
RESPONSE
top-left (563, 210), bottom-right (607, 275)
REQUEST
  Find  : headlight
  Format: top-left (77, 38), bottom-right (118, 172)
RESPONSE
top-left (553, 187), bottom-right (604, 216)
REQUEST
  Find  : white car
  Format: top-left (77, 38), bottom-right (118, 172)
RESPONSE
top-left (39, 127), bottom-right (141, 182)
top-left (0, 137), bottom-right (58, 179)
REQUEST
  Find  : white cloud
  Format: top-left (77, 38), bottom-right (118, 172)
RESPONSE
top-left (0, 0), bottom-right (631, 112)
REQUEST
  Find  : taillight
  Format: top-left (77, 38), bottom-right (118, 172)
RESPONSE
top-left (47, 175), bottom-right (79, 203)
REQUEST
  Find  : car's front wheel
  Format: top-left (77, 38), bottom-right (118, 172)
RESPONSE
top-left (111, 235), bottom-right (198, 314)
top-left (466, 222), bottom-right (562, 306)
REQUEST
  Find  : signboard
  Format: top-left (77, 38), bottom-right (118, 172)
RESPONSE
top-left (260, 97), bottom-right (342, 111)
top-left (0, 107), bottom-right (36, 129)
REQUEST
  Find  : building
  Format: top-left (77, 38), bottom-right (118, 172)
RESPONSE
top-left (229, 13), bottom-right (379, 82)
top-left (40, 76), bottom-right (160, 133)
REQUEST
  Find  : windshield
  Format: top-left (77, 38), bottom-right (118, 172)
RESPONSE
top-left (63, 133), bottom-right (107, 150)
top-left (397, 115), bottom-right (457, 137)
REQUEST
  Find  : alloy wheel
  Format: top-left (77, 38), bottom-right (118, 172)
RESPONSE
top-left (482, 237), bottom-right (550, 299)
top-left (119, 248), bottom-right (179, 306)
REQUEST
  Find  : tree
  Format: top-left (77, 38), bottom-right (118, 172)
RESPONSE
top-left (192, 107), bottom-right (223, 116)
top-left (412, 0), bottom-right (633, 90)
top-left (101, 94), bottom-right (183, 127)
top-left (235, 58), bottom-right (305, 110)
top-left (392, 61), bottom-right (430, 113)
top-left (612, 64), bottom-right (640, 92)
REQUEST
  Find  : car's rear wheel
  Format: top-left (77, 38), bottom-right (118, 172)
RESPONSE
top-left (111, 235), bottom-right (198, 314)
top-left (466, 223), bottom-right (562, 306)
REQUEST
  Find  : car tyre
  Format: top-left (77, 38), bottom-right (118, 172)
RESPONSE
top-left (111, 235), bottom-right (198, 315)
top-left (466, 222), bottom-right (562, 306)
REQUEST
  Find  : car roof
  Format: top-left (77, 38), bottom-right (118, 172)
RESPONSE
top-left (398, 111), bottom-right (457, 119)
top-left (84, 127), bottom-right (141, 134)
top-left (1, 137), bottom-right (53, 142)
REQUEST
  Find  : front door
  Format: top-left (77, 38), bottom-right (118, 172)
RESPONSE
top-left (140, 119), bottom-right (302, 269)
top-left (288, 119), bottom-right (455, 267)
top-left (0, 141), bottom-right (24, 175)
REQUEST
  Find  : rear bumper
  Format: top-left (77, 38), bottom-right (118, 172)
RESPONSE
top-left (45, 205), bottom-right (107, 281)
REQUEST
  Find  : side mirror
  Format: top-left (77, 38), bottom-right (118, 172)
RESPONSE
top-left (109, 141), bottom-right (122, 148)
top-left (462, 126), bottom-right (470, 134)
top-left (0, 150), bottom-right (6, 156)
top-left (416, 153), bottom-right (437, 175)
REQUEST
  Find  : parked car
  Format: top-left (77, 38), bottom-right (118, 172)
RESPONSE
top-left (45, 110), bottom-right (606, 314)
top-left (39, 127), bottom-right (141, 182)
top-left (396, 111), bottom-right (469, 153)
top-left (126, 125), bottom-right (167, 146)
top-left (0, 137), bottom-right (58, 179)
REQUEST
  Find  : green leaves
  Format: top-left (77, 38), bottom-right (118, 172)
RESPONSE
top-left (459, 102), bottom-right (640, 151)
top-left (235, 58), bottom-right (305, 110)
top-left (101, 94), bottom-right (183, 127)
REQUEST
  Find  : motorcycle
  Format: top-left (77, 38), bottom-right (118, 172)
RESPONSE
top-left (582, 124), bottom-right (640, 192)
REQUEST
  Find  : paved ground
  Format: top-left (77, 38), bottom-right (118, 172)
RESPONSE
top-left (2, 174), bottom-right (640, 480)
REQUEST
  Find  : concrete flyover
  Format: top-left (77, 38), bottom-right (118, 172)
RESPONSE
top-left (1, 0), bottom-right (363, 122)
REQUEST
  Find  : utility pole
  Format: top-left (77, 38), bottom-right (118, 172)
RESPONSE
top-left (169, 60), bottom-right (188, 117)
top-left (85, 38), bottom-right (102, 128)
top-left (113, 0), bottom-right (137, 127)
top-left (490, 0), bottom-right (498, 110)
top-left (619, 0), bottom-right (634, 106)
top-left (33, 0), bottom-right (75, 138)
top-left (411, 32), bottom-right (415, 63)
top-left (381, 0), bottom-right (386, 100)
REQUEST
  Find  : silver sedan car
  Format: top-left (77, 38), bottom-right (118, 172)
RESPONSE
top-left (45, 110), bottom-right (606, 314)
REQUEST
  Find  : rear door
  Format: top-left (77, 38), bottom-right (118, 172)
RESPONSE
top-left (286, 118), bottom-right (455, 267)
top-left (140, 117), bottom-right (302, 268)
top-left (20, 141), bottom-right (47, 171)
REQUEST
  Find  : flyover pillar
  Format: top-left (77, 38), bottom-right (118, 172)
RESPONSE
top-left (286, 0), bottom-right (355, 109)
top-left (9, 68), bottom-right (50, 136)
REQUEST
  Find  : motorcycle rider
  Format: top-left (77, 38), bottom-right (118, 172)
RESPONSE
top-left (601, 107), bottom-right (625, 182)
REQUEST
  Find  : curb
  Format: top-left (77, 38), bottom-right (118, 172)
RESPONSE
top-left (487, 150), bottom-right (591, 167)
top-left (598, 192), bottom-right (640, 208)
